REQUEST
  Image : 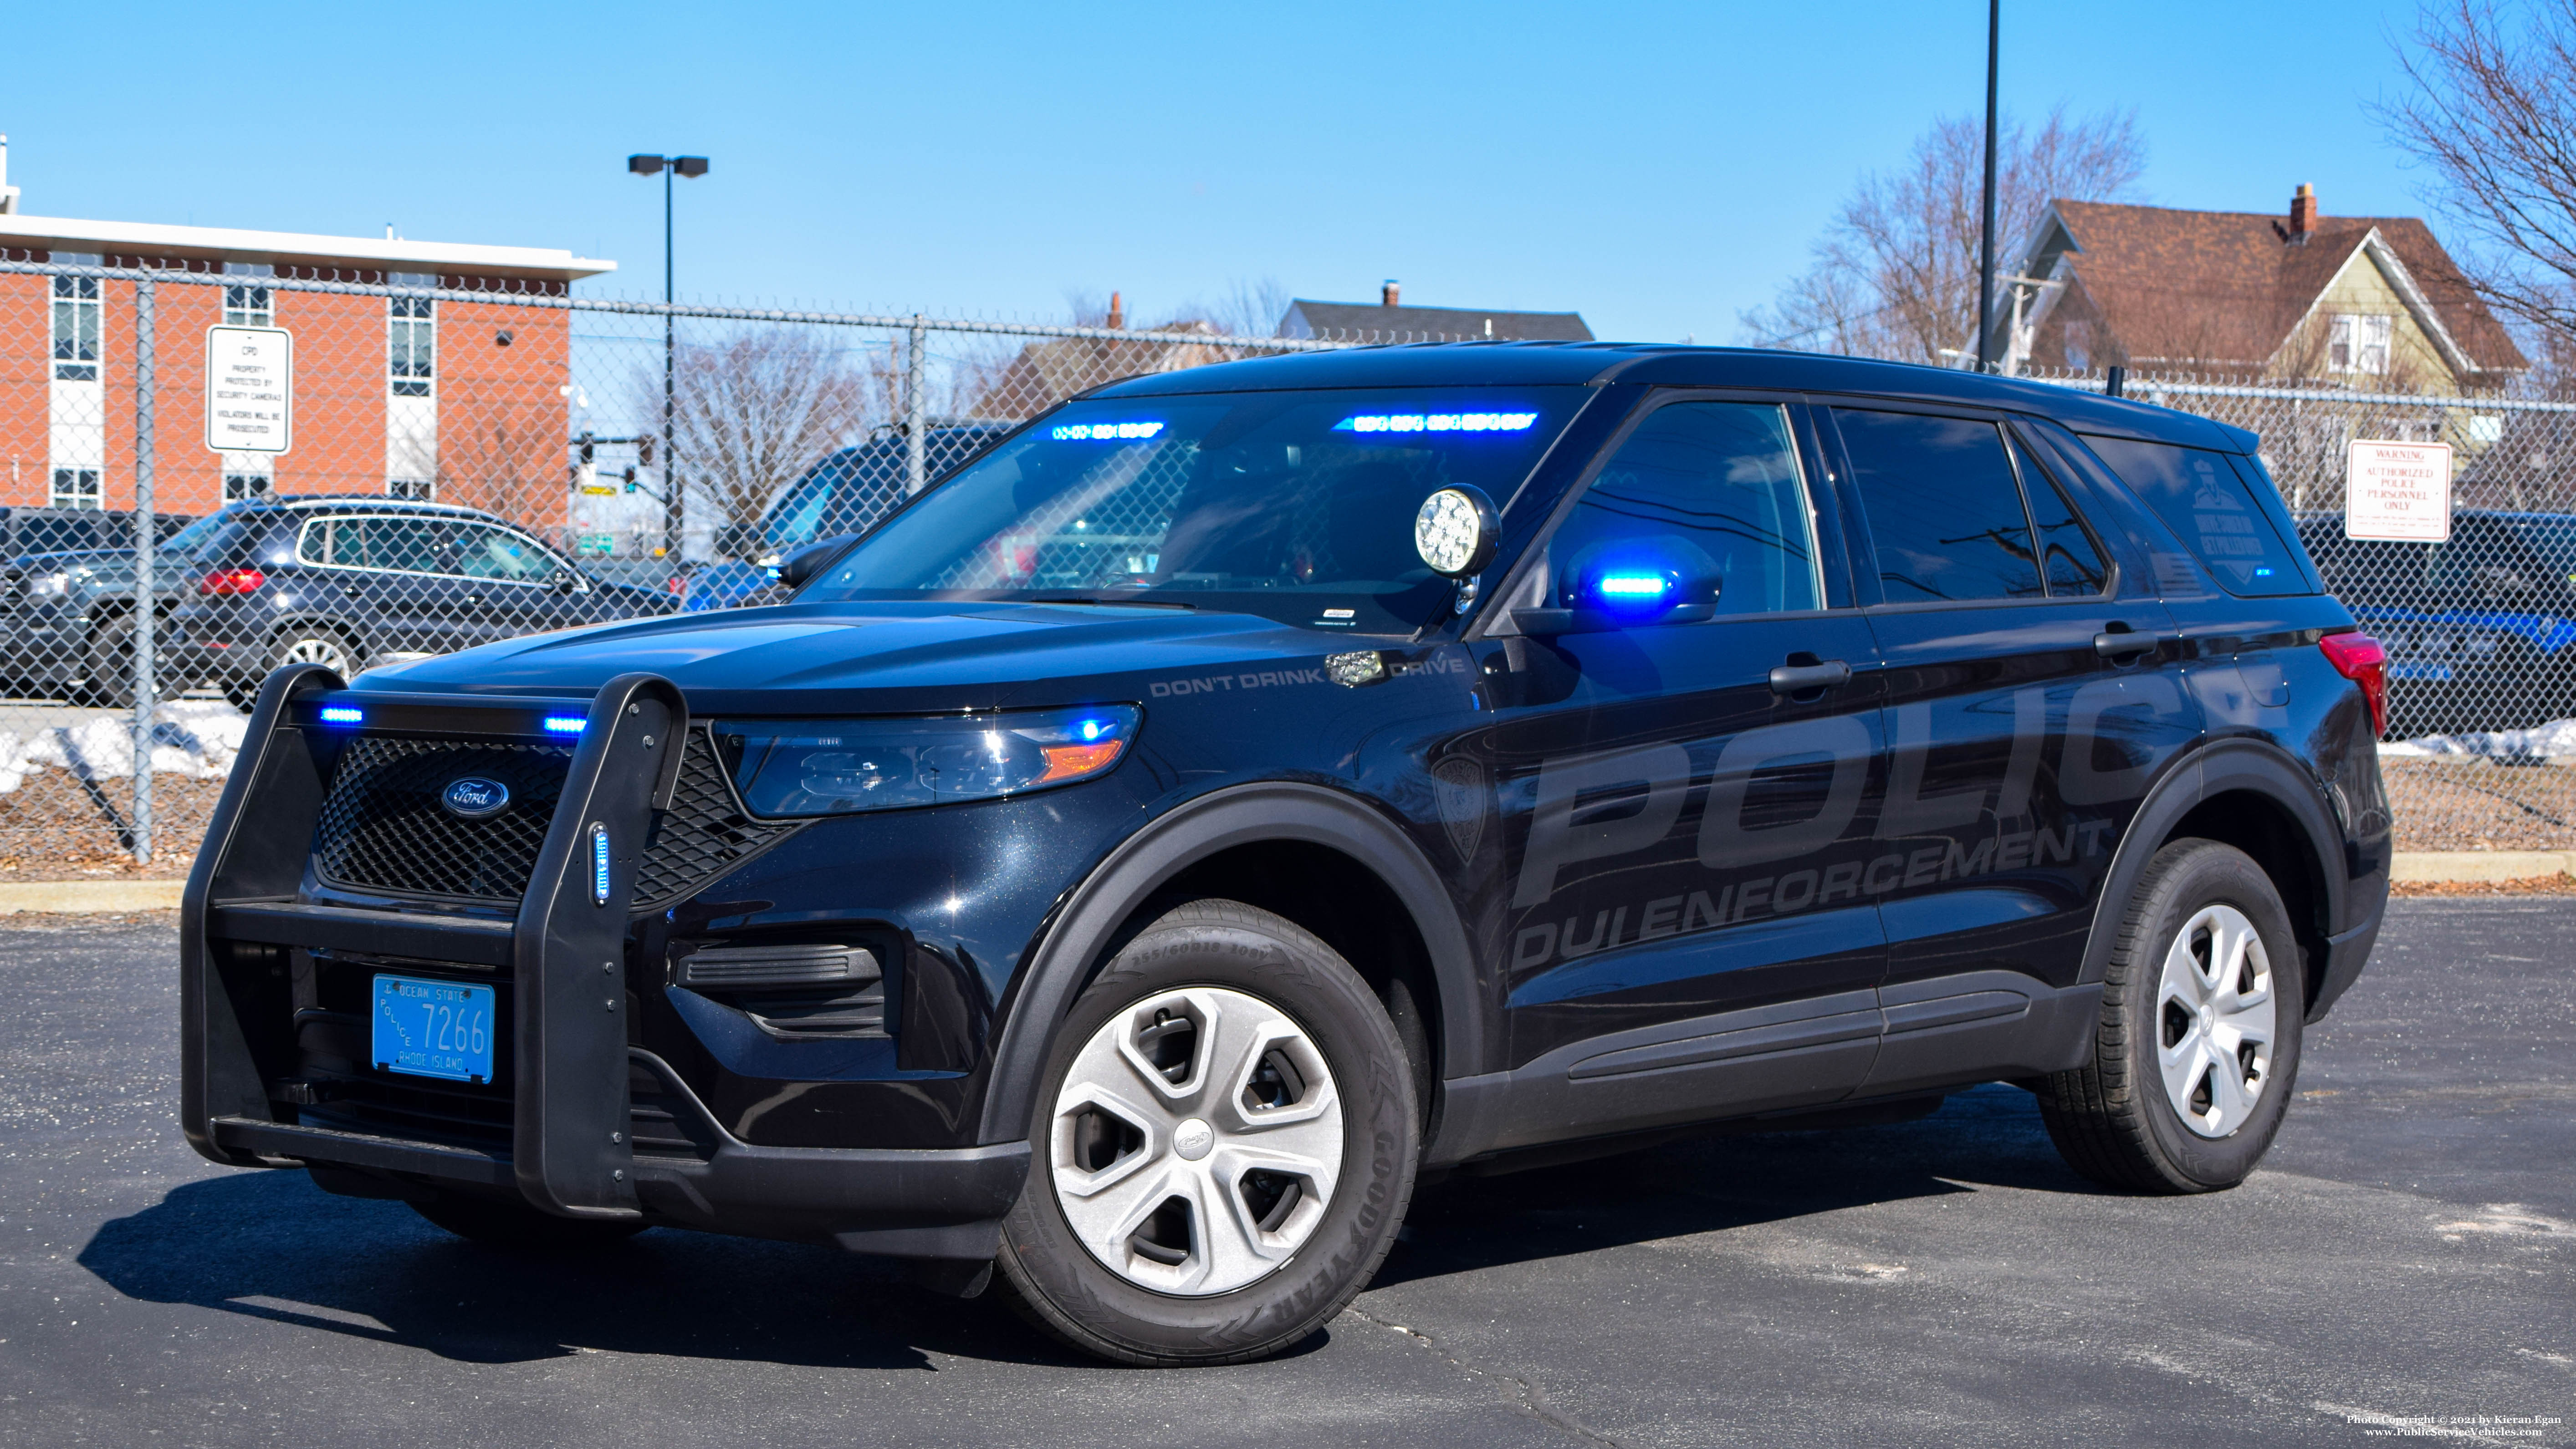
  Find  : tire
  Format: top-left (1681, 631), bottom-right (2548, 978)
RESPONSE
top-left (79, 614), bottom-right (137, 709)
top-left (2037, 839), bottom-right (2305, 1193)
top-left (271, 626), bottom-right (359, 679)
top-left (993, 899), bottom-right (1420, 1366)
top-left (409, 1192), bottom-right (649, 1250)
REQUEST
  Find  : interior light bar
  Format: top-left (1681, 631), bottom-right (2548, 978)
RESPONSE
top-left (1050, 421), bottom-right (1165, 441)
top-left (1334, 412), bottom-right (1538, 434)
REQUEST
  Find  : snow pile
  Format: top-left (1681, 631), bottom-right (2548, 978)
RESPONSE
top-left (2381, 716), bottom-right (2576, 759)
top-left (0, 700), bottom-right (251, 793)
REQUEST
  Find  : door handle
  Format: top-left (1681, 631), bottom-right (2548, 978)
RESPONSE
top-left (2093, 626), bottom-right (2165, 658)
top-left (1769, 659), bottom-right (1853, 695)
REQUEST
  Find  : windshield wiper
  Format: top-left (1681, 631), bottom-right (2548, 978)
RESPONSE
top-left (1022, 595), bottom-right (1199, 610)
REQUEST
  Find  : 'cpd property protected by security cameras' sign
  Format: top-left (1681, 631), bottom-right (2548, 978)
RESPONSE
top-left (2344, 438), bottom-right (2451, 542)
top-left (204, 325), bottom-right (293, 455)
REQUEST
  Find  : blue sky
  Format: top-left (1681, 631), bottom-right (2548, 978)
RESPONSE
top-left (8, 1), bottom-right (2444, 342)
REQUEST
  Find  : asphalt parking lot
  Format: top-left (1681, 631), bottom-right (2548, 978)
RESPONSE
top-left (1, 900), bottom-right (2568, 1448)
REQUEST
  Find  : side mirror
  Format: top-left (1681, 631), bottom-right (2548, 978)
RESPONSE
top-left (1513, 567), bottom-right (1720, 637)
top-left (1414, 486), bottom-right (1500, 577)
top-left (777, 535), bottom-right (857, 589)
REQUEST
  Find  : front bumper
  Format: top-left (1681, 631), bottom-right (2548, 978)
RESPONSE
top-left (181, 665), bottom-right (1026, 1260)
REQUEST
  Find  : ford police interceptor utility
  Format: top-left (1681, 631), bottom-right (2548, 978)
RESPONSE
top-left (182, 342), bottom-right (2391, 1366)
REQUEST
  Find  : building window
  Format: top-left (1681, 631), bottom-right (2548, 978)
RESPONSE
top-left (51, 276), bottom-right (101, 382)
top-left (389, 295), bottom-right (434, 398)
top-left (51, 468), bottom-right (102, 509)
top-left (223, 469), bottom-right (275, 501)
top-left (224, 284), bottom-right (273, 326)
top-left (385, 478), bottom-right (435, 500)
top-left (2329, 313), bottom-right (2392, 376)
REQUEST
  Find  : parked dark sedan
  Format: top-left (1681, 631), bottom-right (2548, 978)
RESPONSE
top-left (2295, 510), bottom-right (2576, 735)
top-left (2, 508), bottom-right (222, 704)
top-left (154, 497), bottom-right (677, 704)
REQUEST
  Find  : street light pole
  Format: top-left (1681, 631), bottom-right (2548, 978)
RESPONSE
top-left (1975, 0), bottom-right (2001, 373)
top-left (627, 153), bottom-right (708, 561)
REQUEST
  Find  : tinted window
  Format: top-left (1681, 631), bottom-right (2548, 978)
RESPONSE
top-left (2083, 437), bottom-right (2310, 597)
top-left (1835, 410), bottom-right (2039, 602)
top-left (18, 515), bottom-right (103, 554)
top-left (322, 517), bottom-right (442, 571)
top-left (454, 526), bottom-right (561, 582)
top-left (1544, 402), bottom-right (1822, 615)
top-left (2008, 436), bottom-right (2109, 596)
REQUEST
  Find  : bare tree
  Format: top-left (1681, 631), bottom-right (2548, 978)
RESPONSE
top-left (646, 327), bottom-right (882, 549)
top-left (1741, 107), bottom-right (2148, 362)
top-left (2377, 1), bottom-right (2576, 362)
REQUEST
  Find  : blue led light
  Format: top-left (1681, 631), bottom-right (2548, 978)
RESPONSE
top-left (1051, 420), bottom-right (1165, 442)
top-left (318, 706), bottom-right (364, 724)
top-left (1333, 411), bottom-right (1538, 435)
top-left (542, 715), bottom-right (586, 735)
top-left (1078, 718), bottom-right (1108, 742)
top-left (590, 826), bottom-right (612, 906)
top-left (1595, 574), bottom-right (1671, 599)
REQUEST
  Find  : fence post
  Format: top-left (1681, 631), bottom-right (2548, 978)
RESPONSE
top-left (905, 315), bottom-right (927, 495)
top-left (130, 273), bottom-right (157, 866)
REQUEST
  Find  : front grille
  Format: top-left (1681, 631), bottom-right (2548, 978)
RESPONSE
top-left (311, 727), bottom-right (794, 906)
top-left (314, 738), bottom-right (572, 900)
top-left (634, 731), bottom-right (797, 906)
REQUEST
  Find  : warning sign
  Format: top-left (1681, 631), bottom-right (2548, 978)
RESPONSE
top-left (2344, 439), bottom-right (2451, 542)
top-left (204, 326), bottom-right (293, 455)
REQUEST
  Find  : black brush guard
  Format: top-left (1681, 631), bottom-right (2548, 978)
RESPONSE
top-left (179, 663), bottom-right (1028, 1259)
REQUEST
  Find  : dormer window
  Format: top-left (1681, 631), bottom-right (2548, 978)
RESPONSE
top-left (2329, 314), bottom-right (2391, 375)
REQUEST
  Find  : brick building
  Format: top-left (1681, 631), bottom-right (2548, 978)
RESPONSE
top-left (0, 147), bottom-right (611, 527)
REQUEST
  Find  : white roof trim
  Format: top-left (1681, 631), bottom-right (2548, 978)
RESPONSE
top-left (0, 212), bottom-right (613, 280)
top-left (2360, 232), bottom-right (2484, 378)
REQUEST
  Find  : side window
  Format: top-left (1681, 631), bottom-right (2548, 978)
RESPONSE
top-left (454, 526), bottom-right (562, 583)
top-left (329, 517), bottom-right (441, 571)
top-left (1834, 409), bottom-right (2039, 602)
top-left (2007, 436), bottom-right (2109, 596)
top-left (299, 520), bottom-right (331, 565)
top-left (1544, 402), bottom-right (1822, 616)
top-left (2082, 437), bottom-right (2311, 597)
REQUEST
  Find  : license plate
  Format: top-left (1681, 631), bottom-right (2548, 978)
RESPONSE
top-left (372, 975), bottom-right (496, 1083)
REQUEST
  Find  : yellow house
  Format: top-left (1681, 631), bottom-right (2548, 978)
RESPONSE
top-left (1991, 186), bottom-right (2525, 395)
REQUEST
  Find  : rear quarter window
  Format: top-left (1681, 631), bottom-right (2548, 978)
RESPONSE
top-left (2080, 436), bottom-right (2316, 597)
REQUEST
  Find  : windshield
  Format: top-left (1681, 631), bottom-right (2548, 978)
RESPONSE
top-left (156, 510), bottom-right (235, 559)
top-left (796, 388), bottom-right (1588, 632)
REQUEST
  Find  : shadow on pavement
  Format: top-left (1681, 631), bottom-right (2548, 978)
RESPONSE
top-left (77, 1087), bottom-right (2089, 1364)
top-left (1376, 1082), bottom-right (2099, 1287)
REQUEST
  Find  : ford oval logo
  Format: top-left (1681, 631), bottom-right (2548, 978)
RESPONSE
top-left (440, 776), bottom-right (511, 819)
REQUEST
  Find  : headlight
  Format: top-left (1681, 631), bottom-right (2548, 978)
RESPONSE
top-left (27, 571), bottom-right (73, 597)
top-left (714, 704), bottom-right (1139, 817)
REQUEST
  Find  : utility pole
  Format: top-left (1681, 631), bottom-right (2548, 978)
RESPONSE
top-left (1976, 0), bottom-right (2001, 373)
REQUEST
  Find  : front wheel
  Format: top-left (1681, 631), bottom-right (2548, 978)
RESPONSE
top-left (994, 899), bottom-right (1420, 1366)
top-left (2037, 839), bottom-right (2305, 1193)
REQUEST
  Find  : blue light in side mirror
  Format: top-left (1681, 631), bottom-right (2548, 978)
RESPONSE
top-left (1595, 573), bottom-right (1671, 599)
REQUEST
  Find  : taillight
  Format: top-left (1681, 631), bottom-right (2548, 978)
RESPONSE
top-left (198, 567), bottom-right (266, 596)
top-left (2318, 630), bottom-right (2388, 738)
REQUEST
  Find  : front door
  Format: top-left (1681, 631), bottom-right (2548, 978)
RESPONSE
top-left (1470, 397), bottom-right (1890, 1146)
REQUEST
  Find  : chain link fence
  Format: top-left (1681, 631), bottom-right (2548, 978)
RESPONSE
top-left (2030, 368), bottom-right (2576, 852)
top-left (0, 259), bottom-right (1391, 875)
top-left (4, 259), bottom-right (2569, 873)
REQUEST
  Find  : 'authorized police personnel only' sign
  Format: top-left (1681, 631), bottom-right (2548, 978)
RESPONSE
top-left (2344, 438), bottom-right (2451, 541)
top-left (204, 325), bottom-right (293, 455)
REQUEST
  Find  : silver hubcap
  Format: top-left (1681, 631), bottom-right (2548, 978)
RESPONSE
top-left (281, 635), bottom-right (353, 673)
top-left (1048, 986), bottom-right (1344, 1296)
top-left (2156, 903), bottom-right (2277, 1138)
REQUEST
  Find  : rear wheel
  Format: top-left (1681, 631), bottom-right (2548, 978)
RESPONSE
top-left (994, 899), bottom-right (1419, 1366)
top-left (409, 1192), bottom-right (649, 1250)
top-left (78, 614), bottom-right (137, 709)
top-left (2037, 839), bottom-right (2304, 1193)
top-left (272, 627), bottom-right (358, 677)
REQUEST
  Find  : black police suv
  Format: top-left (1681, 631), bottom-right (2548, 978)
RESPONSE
top-left (151, 496), bottom-right (677, 704)
top-left (182, 343), bottom-right (2391, 1367)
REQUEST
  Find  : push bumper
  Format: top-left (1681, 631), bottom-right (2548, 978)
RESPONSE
top-left (180, 663), bottom-right (1024, 1259)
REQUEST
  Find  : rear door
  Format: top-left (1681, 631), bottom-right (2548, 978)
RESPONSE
top-left (303, 514), bottom-right (462, 662)
top-left (1821, 405), bottom-right (2194, 1096)
top-left (1475, 395), bottom-right (1891, 1143)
